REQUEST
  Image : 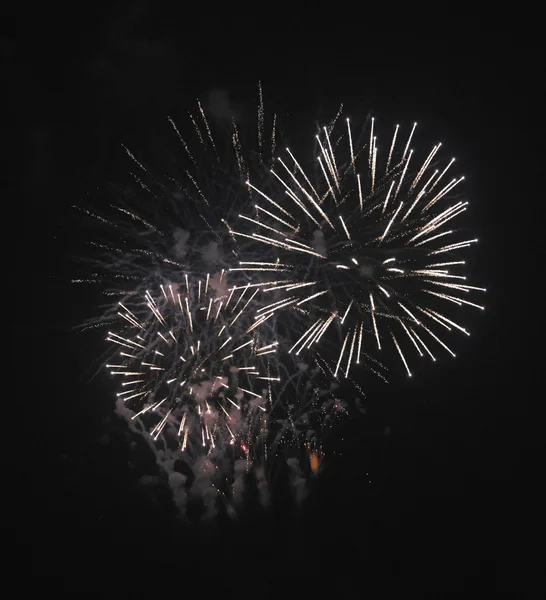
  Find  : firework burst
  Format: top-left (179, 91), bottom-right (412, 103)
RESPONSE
top-left (73, 83), bottom-right (281, 321)
top-left (230, 114), bottom-right (485, 380)
top-left (106, 272), bottom-right (280, 457)
top-left (71, 87), bottom-right (294, 516)
top-left (75, 87), bottom-right (486, 519)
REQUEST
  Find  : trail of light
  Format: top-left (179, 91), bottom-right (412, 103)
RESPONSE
top-left (410, 143), bottom-right (440, 191)
top-left (356, 321), bottom-right (363, 364)
top-left (369, 117), bottom-right (375, 165)
top-left (398, 303), bottom-right (421, 324)
top-left (255, 204), bottom-right (299, 232)
top-left (315, 312), bottom-right (337, 344)
top-left (411, 328), bottom-right (436, 361)
top-left (371, 139), bottom-right (377, 192)
top-left (317, 155), bottom-right (336, 204)
top-left (107, 332), bottom-right (146, 350)
top-left (184, 297), bottom-right (193, 332)
top-left (345, 327), bottom-right (358, 378)
top-left (272, 169), bottom-right (323, 226)
top-left (230, 288), bottom-right (260, 326)
top-left (417, 306), bottom-right (451, 330)
top-left (279, 156), bottom-right (335, 227)
top-left (317, 134), bottom-right (338, 190)
top-left (425, 290), bottom-right (485, 310)
top-left (394, 149), bottom-right (413, 200)
top-left (231, 283), bottom-right (249, 313)
top-left (257, 297), bottom-right (298, 317)
top-left (240, 261), bottom-right (291, 267)
top-left (296, 289), bottom-right (328, 306)
top-left (257, 296), bottom-right (297, 314)
top-left (339, 215), bottom-right (351, 239)
top-left (424, 175), bottom-right (463, 212)
top-left (286, 148), bottom-right (321, 201)
top-left (285, 238), bottom-right (314, 250)
top-left (246, 181), bottom-right (296, 221)
top-left (357, 174), bottom-right (363, 210)
top-left (247, 311), bottom-right (274, 333)
top-left (371, 311), bottom-right (381, 350)
top-left (386, 123), bottom-right (399, 171)
top-left (399, 319), bottom-right (423, 356)
top-left (238, 214), bottom-right (287, 238)
top-left (402, 170), bottom-right (439, 221)
top-left (392, 334), bottom-right (411, 377)
top-left (382, 180), bottom-right (396, 215)
top-left (410, 202), bottom-right (466, 241)
top-left (429, 238), bottom-right (477, 255)
top-left (118, 303), bottom-right (143, 327)
top-left (341, 300), bottom-right (353, 324)
top-left (402, 122), bottom-right (417, 161)
top-left (323, 126), bottom-right (340, 182)
top-left (121, 390), bottom-right (149, 402)
top-left (414, 230), bottom-right (453, 246)
top-left (420, 323), bottom-right (456, 357)
top-left (197, 99), bottom-right (218, 159)
top-left (334, 330), bottom-right (350, 378)
top-left (215, 302), bottom-right (223, 322)
top-left (289, 318), bottom-right (324, 354)
top-left (426, 261), bottom-right (465, 268)
top-left (346, 119), bottom-right (355, 172)
top-left (249, 231), bottom-right (325, 258)
top-left (380, 202), bottom-right (403, 241)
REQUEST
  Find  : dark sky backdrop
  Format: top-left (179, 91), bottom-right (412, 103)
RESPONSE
top-left (16, 12), bottom-right (541, 594)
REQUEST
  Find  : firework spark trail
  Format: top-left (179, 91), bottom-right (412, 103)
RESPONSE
top-left (106, 273), bottom-right (280, 456)
top-left (233, 116), bottom-right (485, 379)
top-left (74, 83), bottom-right (283, 317)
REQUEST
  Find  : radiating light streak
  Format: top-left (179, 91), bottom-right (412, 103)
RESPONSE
top-left (339, 215), bottom-right (351, 239)
top-left (296, 289), bottom-right (328, 306)
top-left (341, 300), bottom-right (353, 324)
top-left (386, 124), bottom-right (399, 171)
top-left (421, 323), bottom-right (456, 357)
top-left (371, 311), bottom-right (381, 350)
top-left (392, 334), bottom-right (411, 377)
top-left (345, 327), bottom-right (358, 378)
top-left (382, 180), bottom-right (396, 215)
top-left (289, 318), bottom-right (324, 354)
top-left (399, 319), bottom-right (423, 356)
top-left (380, 202), bottom-right (403, 241)
top-left (398, 303), bottom-right (421, 324)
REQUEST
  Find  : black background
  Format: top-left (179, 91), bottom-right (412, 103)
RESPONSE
top-left (13, 12), bottom-right (541, 594)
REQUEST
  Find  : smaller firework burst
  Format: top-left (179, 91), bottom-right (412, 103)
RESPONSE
top-left (106, 271), bottom-right (280, 456)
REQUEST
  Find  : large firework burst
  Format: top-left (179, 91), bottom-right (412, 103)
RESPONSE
top-left (229, 114), bottom-right (485, 379)
top-left (74, 87), bottom-right (485, 519)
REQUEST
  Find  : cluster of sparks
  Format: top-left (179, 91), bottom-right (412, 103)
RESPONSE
top-left (91, 88), bottom-right (484, 491)
top-left (87, 85), bottom-right (340, 468)
top-left (106, 271), bottom-right (280, 455)
top-left (167, 82), bottom-right (277, 195)
top-left (74, 83), bottom-right (278, 309)
top-left (226, 115), bottom-right (485, 380)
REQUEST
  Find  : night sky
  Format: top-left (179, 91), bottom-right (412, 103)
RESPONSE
top-left (17, 14), bottom-right (541, 594)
